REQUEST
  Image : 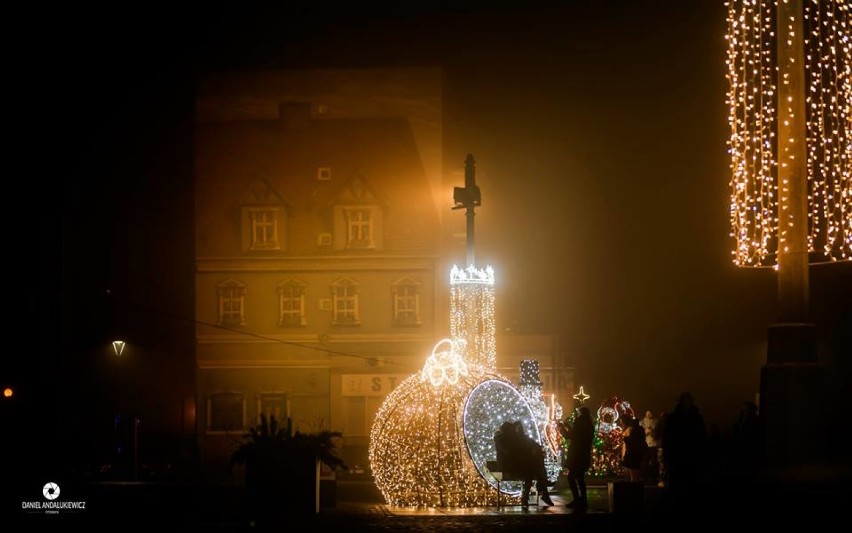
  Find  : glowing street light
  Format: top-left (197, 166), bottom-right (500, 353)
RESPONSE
top-left (112, 340), bottom-right (126, 357)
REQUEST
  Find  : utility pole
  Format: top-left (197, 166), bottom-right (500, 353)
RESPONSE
top-left (452, 154), bottom-right (482, 267)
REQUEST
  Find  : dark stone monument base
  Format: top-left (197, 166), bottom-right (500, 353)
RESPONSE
top-left (760, 323), bottom-right (825, 467)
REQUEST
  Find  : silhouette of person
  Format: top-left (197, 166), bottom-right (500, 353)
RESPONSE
top-left (494, 421), bottom-right (554, 507)
top-left (728, 400), bottom-right (761, 480)
top-left (511, 421), bottom-right (555, 507)
top-left (662, 392), bottom-right (707, 508)
top-left (639, 410), bottom-right (659, 481)
top-left (559, 406), bottom-right (594, 509)
top-left (495, 421), bottom-right (522, 475)
top-left (654, 411), bottom-right (667, 487)
top-left (621, 415), bottom-right (647, 482)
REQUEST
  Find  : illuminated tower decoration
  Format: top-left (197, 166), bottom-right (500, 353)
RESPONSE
top-left (449, 155), bottom-right (496, 370)
top-left (369, 155), bottom-right (548, 507)
top-left (449, 265), bottom-right (496, 369)
top-left (726, 0), bottom-right (848, 466)
top-left (517, 360), bottom-right (563, 483)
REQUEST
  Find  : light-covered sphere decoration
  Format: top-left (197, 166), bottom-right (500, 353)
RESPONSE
top-left (462, 379), bottom-right (539, 496)
top-left (369, 357), bottom-right (502, 507)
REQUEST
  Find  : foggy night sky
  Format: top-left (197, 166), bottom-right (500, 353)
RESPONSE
top-left (9, 1), bottom-right (850, 435)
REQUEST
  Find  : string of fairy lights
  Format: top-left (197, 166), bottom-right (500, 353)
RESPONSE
top-left (463, 379), bottom-right (541, 497)
top-left (449, 265), bottom-right (497, 369)
top-left (725, 0), bottom-right (851, 266)
top-left (367, 364), bottom-right (500, 507)
top-left (369, 264), bottom-right (510, 507)
top-left (369, 263), bottom-right (564, 508)
top-left (803, 0), bottom-right (851, 259)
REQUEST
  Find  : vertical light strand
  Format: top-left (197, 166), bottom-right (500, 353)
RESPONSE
top-left (727, 0), bottom-right (779, 266)
top-left (449, 265), bottom-right (496, 370)
top-left (844, 1), bottom-right (852, 258)
top-left (727, 0), bottom-right (851, 265)
top-left (804, 0), bottom-right (851, 261)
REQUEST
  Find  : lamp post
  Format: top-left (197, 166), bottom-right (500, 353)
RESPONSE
top-left (112, 339), bottom-right (139, 480)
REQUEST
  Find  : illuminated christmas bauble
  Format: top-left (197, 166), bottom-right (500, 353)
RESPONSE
top-left (369, 262), bottom-right (554, 508)
top-left (369, 339), bottom-right (506, 507)
top-left (369, 368), bottom-right (501, 507)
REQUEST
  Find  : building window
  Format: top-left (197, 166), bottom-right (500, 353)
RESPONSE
top-left (258, 392), bottom-right (290, 424)
top-left (277, 279), bottom-right (307, 327)
top-left (207, 392), bottom-right (245, 433)
top-left (343, 396), bottom-right (384, 437)
top-left (247, 208), bottom-right (280, 250)
top-left (392, 277), bottom-right (422, 325)
top-left (217, 279), bottom-right (247, 326)
top-left (331, 277), bottom-right (359, 325)
top-left (345, 208), bottom-right (374, 249)
top-left (239, 178), bottom-right (287, 253)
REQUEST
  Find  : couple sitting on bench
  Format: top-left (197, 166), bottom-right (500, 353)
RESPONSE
top-left (493, 421), bottom-right (555, 507)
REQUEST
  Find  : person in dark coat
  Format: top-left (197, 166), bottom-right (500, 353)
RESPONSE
top-left (494, 421), bottom-right (554, 507)
top-left (495, 421), bottom-right (523, 476)
top-left (559, 406), bottom-right (595, 509)
top-left (662, 391), bottom-right (707, 508)
top-left (621, 415), bottom-right (648, 482)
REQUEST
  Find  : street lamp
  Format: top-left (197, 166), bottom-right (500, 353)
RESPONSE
top-left (112, 340), bottom-right (126, 357)
top-left (111, 339), bottom-right (138, 480)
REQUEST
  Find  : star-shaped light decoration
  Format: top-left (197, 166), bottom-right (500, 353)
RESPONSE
top-left (572, 386), bottom-right (590, 405)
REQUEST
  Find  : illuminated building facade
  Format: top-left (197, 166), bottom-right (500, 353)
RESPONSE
top-left (193, 68), bottom-right (572, 479)
top-left (194, 69), bottom-right (447, 474)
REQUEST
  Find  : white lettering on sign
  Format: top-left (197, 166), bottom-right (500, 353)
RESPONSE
top-left (341, 374), bottom-right (408, 396)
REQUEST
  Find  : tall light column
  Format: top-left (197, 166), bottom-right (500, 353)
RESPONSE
top-left (776, 0), bottom-right (810, 323)
top-left (760, 0), bottom-right (823, 468)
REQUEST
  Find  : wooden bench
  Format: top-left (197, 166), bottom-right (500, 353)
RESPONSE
top-left (485, 460), bottom-right (538, 508)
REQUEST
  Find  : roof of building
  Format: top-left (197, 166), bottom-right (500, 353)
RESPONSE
top-left (195, 109), bottom-right (441, 256)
